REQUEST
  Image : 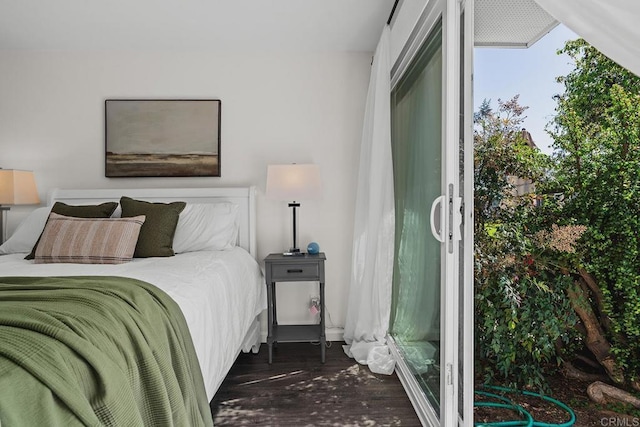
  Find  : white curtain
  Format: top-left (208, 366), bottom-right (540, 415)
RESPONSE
top-left (534, 0), bottom-right (640, 77)
top-left (342, 25), bottom-right (396, 375)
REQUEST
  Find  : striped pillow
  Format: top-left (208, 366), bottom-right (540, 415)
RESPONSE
top-left (34, 213), bottom-right (146, 264)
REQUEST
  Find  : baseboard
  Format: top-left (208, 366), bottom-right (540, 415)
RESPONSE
top-left (325, 327), bottom-right (345, 342)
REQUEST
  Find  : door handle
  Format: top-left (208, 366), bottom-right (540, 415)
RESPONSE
top-left (430, 195), bottom-right (446, 243)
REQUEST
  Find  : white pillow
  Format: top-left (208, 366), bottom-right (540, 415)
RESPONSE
top-left (110, 205), bottom-right (122, 218)
top-left (0, 207), bottom-right (50, 254)
top-left (173, 202), bottom-right (239, 253)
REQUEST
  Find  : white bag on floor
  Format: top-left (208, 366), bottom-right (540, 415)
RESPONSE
top-left (367, 345), bottom-right (395, 375)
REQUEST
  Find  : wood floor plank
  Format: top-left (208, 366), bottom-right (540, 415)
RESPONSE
top-left (211, 342), bottom-right (422, 426)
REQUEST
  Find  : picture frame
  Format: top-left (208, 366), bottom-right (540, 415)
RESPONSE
top-left (105, 99), bottom-right (221, 177)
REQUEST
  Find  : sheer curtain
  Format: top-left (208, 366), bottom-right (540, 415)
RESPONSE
top-left (342, 25), bottom-right (396, 375)
top-left (534, 0), bottom-right (640, 76)
top-left (390, 22), bottom-right (443, 347)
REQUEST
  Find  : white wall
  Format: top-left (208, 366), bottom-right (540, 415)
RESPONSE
top-left (0, 49), bottom-right (372, 339)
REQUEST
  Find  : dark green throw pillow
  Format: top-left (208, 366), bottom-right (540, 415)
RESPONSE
top-left (49, 201), bottom-right (118, 219)
top-left (120, 196), bottom-right (186, 258)
top-left (25, 201), bottom-right (119, 260)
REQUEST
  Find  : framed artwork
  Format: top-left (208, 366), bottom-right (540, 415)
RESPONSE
top-left (105, 99), bottom-right (221, 177)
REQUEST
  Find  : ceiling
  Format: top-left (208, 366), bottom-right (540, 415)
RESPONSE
top-left (0, 0), bottom-right (394, 52)
top-left (0, 0), bottom-right (559, 53)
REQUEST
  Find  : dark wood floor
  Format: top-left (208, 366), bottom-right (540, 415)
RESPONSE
top-left (210, 342), bottom-right (422, 426)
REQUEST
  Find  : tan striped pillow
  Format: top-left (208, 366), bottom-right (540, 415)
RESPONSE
top-left (34, 213), bottom-right (146, 264)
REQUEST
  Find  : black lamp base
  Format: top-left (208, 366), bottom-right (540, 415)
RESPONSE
top-left (283, 249), bottom-right (305, 256)
top-left (285, 201), bottom-right (302, 256)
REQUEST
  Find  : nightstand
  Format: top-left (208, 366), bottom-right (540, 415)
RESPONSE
top-left (264, 252), bottom-right (326, 364)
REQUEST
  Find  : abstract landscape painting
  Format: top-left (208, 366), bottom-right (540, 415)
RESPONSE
top-left (105, 99), bottom-right (221, 177)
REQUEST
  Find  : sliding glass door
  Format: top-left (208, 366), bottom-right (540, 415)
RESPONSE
top-left (389, 1), bottom-right (473, 426)
top-left (390, 18), bottom-right (443, 413)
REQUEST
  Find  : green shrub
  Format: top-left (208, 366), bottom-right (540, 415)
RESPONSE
top-left (550, 40), bottom-right (640, 383)
top-left (474, 97), bottom-right (579, 390)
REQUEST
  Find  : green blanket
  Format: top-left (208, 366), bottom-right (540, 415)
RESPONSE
top-left (0, 276), bottom-right (214, 427)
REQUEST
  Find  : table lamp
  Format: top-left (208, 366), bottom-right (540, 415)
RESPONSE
top-left (266, 164), bottom-right (321, 255)
top-left (0, 169), bottom-right (40, 243)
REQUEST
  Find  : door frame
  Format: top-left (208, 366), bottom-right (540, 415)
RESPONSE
top-left (460, 0), bottom-right (475, 425)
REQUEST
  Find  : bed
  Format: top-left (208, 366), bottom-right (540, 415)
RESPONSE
top-left (0, 187), bottom-right (266, 426)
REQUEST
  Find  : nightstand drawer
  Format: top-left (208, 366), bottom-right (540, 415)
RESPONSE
top-left (271, 263), bottom-right (320, 280)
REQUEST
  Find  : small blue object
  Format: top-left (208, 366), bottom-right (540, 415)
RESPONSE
top-left (307, 242), bottom-right (320, 254)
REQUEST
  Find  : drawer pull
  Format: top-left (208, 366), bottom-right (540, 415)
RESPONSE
top-left (287, 269), bottom-right (304, 273)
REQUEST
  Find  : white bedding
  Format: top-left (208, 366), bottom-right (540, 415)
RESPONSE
top-left (0, 247), bottom-right (266, 400)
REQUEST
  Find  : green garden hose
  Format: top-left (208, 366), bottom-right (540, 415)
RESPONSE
top-left (475, 389), bottom-right (534, 427)
top-left (474, 385), bottom-right (576, 427)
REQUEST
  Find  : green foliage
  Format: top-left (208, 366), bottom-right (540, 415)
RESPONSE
top-left (475, 37), bottom-right (640, 392)
top-left (474, 97), bottom-right (578, 391)
top-left (553, 39), bottom-right (640, 127)
top-left (474, 97), bottom-right (550, 232)
top-left (549, 40), bottom-right (640, 382)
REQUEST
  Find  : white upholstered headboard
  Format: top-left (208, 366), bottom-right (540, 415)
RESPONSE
top-left (48, 187), bottom-right (257, 259)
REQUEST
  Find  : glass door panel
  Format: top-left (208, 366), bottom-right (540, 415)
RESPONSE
top-left (389, 0), bottom-right (472, 425)
top-left (390, 19), bottom-right (443, 412)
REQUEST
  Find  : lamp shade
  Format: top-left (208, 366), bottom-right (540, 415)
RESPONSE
top-left (266, 164), bottom-right (322, 201)
top-left (0, 170), bottom-right (40, 205)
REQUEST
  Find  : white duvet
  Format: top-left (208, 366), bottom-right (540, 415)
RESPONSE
top-left (0, 247), bottom-right (266, 400)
